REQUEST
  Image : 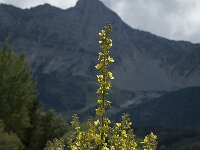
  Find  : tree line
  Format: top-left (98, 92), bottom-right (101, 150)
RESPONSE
top-left (0, 42), bottom-right (68, 150)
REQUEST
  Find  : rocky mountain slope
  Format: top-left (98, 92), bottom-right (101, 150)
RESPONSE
top-left (115, 86), bottom-right (200, 128)
top-left (0, 0), bottom-right (200, 115)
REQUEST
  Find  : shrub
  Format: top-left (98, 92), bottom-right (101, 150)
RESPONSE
top-left (0, 120), bottom-right (23, 150)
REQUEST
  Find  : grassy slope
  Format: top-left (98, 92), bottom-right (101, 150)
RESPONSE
top-left (36, 73), bottom-right (135, 120)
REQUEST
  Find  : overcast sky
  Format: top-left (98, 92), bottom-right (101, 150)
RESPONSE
top-left (1, 0), bottom-right (200, 43)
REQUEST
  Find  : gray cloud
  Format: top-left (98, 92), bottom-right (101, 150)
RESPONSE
top-left (0, 0), bottom-right (200, 43)
top-left (0, 0), bottom-right (78, 9)
top-left (100, 0), bottom-right (200, 43)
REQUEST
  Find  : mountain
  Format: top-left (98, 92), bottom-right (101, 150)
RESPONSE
top-left (115, 87), bottom-right (200, 128)
top-left (0, 0), bottom-right (200, 116)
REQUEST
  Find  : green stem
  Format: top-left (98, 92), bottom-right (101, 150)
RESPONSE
top-left (100, 51), bottom-right (107, 150)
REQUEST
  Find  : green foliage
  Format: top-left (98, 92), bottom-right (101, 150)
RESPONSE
top-left (0, 120), bottom-right (23, 150)
top-left (0, 42), bottom-right (68, 150)
top-left (44, 23), bottom-right (157, 150)
top-left (0, 42), bottom-right (37, 140)
top-left (29, 109), bottom-right (68, 150)
top-left (44, 138), bottom-right (65, 150)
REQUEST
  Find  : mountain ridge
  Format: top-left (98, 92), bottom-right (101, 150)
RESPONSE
top-left (0, 0), bottom-right (200, 114)
top-left (0, 1), bottom-right (199, 44)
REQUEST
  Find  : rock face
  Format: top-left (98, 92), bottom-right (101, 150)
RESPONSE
top-left (0, 0), bottom-right (200, 92)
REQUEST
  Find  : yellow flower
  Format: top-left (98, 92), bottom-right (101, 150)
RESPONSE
top-left (121, 130), bottom-right (127, 138)
top-left (108, 71), bottom-right (114, 79)
top-left (110, 146), bottom-right (115, 150)
top-left (97, 87), bottom-right (103, 94)
top-left (108, 56), bottom-right (114, 62)
top-left (95, 107), bottom-right (105, 116)
top-left (116, 123), bottom-right (121, 128)
top-left (94, 134), bottom-right (101, 144)
top-left (71, 145), bottom-right (78, 150)
top-left (97, 75), bottom-right (103, 83)
top-left (97, 99), bottom-right (103, 104)
top-left (95, 63), bottom-right (103, 69)
top-left (150, 132), bottom-right (157, 140)
top-left (105, 100), bottom-right (111, 106)
top-left (94, 120), bottom-right (100, 126)
top-left (102, 146), bottom-right (109, 150)
top-left (108, 39), bottom-right (112, 47)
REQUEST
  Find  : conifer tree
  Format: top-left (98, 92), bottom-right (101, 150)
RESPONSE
top-left (0, 42), bottom-right (37, 142)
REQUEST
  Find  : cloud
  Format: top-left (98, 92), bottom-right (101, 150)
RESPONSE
top-left (0, 0), bottom-right (78, 9)
top-left (100, 0), bottom-right (200, 43)
top-left (0, 0), bottom-right (200, 43)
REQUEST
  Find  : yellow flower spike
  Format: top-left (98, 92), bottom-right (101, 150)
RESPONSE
top-left (95, 24), bottom-right (114, 148)
top-left (53, 23), bottom-right (158, 150)
top-left (141, 132), bottom-right (157, 150)
top-left (99, 29), bottom-right (106, 37)
top-left (150, 132), bottom-right (157, 140)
